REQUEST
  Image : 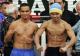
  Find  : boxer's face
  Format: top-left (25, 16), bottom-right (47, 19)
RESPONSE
top-left (50, 12), bottom-right (61, 22)
top-left (19, 6), bottom-right (31, 20)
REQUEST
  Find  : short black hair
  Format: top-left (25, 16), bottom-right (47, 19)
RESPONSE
top-left (0, 2), bottom-right (10, 7)
top-left (19, 3), bottom-right (30, 11)
top-left (2, 2), bottom-right (10, 5)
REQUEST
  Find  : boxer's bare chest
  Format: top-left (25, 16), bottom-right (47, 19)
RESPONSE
top-left (46, 22), bottom-right (65, 35)
top-left (14, 22), bottom-right (35, 36)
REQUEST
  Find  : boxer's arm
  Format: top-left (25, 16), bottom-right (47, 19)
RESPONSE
top-left (34, 24), bottom-right (39, 35)
top-left (34, 22), bottom-right (48, 50)
top-left (4, 22), bottom-right (15, 45)
top-left (65, 22), bottom-right (77, 49)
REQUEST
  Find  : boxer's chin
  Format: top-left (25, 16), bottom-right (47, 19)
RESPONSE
top-left (23, 16), bottom-right (29, 20)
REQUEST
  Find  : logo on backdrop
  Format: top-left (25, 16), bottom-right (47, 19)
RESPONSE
top-left (13, 0), bottom-right (79, 16)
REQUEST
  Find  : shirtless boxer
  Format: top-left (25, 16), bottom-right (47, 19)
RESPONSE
top-left (4, 3), bottom-right (38, 56)
top-left (34, 3), bottom-right (77, 56)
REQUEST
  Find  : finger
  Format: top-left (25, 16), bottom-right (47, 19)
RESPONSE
top-left (59, 48), bottom-right (65, 53)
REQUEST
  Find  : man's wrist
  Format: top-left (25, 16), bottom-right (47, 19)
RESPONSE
top-left (36, 45), bottom-right (41, 50)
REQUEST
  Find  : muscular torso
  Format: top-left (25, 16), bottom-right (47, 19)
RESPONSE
top-left (13, 20), bottom-right (37, 49)
top-left (46, 20), bottom-right (67, 47)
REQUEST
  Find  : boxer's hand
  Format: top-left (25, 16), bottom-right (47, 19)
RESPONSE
top-left (59, 47), bottom-right (67, 53)
top-left (37, 46), bottom-right (43, 52)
